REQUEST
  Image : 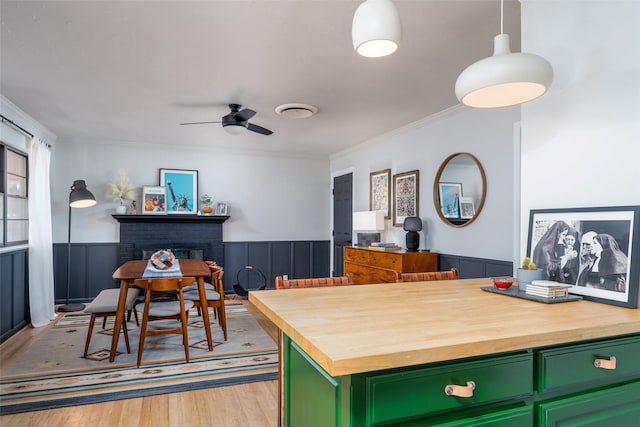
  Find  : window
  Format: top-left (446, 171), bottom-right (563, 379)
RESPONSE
top-left (1, 143), bottom-right (28, 246)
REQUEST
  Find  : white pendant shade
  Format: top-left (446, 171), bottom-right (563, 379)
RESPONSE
top-left (352, 0), bottom-right (400, 58)
top-left (455, 34), bottom-right (553, 108)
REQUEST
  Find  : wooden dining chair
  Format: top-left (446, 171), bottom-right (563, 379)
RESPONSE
top-left (395, 268), bottom-right (459, 282)
top-left (83, 287), bottom-right (139, 358)
top-left (275, 274), bottom-right (353, 289)
top-left (133, 276), bottom-right (195, 367)
top-left (183, 266), bottom-right (228, 341)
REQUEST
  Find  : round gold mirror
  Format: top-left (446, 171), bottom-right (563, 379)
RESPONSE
top-left (433, 152), bottom-right (486, 228)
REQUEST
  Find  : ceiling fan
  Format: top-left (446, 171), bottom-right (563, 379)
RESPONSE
top-left (180, 103), bottom-right (273, 135)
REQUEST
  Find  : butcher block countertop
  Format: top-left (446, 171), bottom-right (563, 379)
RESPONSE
top-left (249, 278), bottom-right (640, 377)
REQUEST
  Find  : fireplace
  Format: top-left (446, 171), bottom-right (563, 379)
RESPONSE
top-left (112, 214), bottom-right (229, 265)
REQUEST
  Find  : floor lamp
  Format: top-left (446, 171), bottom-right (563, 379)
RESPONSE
top-left (57, 180), bottom-right (97, 312)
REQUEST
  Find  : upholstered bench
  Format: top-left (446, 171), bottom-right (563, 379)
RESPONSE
top-left (83, 288), bottom-right (140, 357)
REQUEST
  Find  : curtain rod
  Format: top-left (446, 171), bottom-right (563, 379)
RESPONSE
top-left (1, 113), bottom-right (33, 137)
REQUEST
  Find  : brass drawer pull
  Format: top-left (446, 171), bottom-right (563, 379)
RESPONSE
top-left (444, 381), bottom-right (476, 397)
top-left (594, 356), bottom-right (616, 369)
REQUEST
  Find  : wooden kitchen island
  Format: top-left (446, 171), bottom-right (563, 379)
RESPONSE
top-left (249, 278), bottom-right (640, 427)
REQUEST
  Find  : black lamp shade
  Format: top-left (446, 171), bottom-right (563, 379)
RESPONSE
top-left (403, 216), bottom-right (422, 232)
top-left (69, 180), bottom-right (97, 208)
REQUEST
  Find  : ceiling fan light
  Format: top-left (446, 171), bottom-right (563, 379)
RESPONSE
top-left (352, 0), bottom-right (400, 58)
top-left (455, 34), bottom-right (553, 108)
top-left (223, 123), bottom-right (247, 135)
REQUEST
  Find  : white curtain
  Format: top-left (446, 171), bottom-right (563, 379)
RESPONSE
top-left (28, 138), bottom-right (56, 327)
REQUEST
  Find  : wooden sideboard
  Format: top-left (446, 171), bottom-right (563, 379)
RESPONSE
top-left (344, 246), bottom-right (438, 284)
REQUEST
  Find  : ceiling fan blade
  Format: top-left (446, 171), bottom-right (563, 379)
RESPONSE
top-left (235, 108), bottom-right (256, 122)
top-left (247, 123), bottom-right (274, 135)
top-left (180, 121), bottom-right (221, 125)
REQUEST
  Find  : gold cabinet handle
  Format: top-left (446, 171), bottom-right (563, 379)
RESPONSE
top-left (594, 356), bottom-right (616, 370)
top-left (444, 381), bottom-right (476, 397)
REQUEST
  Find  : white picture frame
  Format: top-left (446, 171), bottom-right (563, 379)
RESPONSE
top-left (215, 202), bottom-right (228, 216)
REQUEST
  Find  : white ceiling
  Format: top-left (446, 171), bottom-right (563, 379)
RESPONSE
top-left (0, 0), bottom-right (521, 157)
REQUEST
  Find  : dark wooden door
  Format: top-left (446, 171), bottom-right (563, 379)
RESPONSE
top-left (333, 173), bottom-right (352, 276)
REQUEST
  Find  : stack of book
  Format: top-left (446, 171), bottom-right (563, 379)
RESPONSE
top-left (526, 280), bottom-right (572, 298)
top-left (367, 242), bottom-right (401, 251)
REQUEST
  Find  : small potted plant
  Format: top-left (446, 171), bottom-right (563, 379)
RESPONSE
top-left (517, 256), bottom-right (543, 291)
top-left (108, 170), bottom-right (135, 214)
top-left (200, 194), bottom-right (213, 214)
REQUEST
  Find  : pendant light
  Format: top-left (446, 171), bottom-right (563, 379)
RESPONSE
top-left (455, 0), bottom-right (553, 108)
top-left (352, 0), bottom-right (401, 58)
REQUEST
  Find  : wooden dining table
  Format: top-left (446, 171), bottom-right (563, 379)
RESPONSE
top-left (110, 259), bottom-right (213, 362)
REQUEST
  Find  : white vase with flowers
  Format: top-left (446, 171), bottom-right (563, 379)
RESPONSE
top-left (108, 170), bottom-right (135, 214)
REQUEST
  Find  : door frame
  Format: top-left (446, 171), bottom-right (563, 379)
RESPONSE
top-left (330, 167), bottom-right (355, 277)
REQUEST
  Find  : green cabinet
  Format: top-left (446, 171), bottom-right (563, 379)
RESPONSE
top-left (283, 334), bottom-right (640, 427)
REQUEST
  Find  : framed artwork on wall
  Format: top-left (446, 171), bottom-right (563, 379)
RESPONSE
top-left (159, 168), bottom-right (198, 214)
top-left (438, 182), bottom-right (462, 219)
top-left (370, 168), bottom-right (391, 219)
top-left (393, 169), bottom-right (419, 227)
top-left (526, 205), bottom-right (640, 308)
top-left (142, 186), bottom-right (167, 215)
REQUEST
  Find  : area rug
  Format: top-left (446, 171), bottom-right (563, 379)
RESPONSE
top-left (0, 304), bottom-right (278, 415)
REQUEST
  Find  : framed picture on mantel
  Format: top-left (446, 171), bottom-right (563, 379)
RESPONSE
top-left (159, 168), bottom-right (198, 214)
top-left (142, 186), bottom-right (167, 215)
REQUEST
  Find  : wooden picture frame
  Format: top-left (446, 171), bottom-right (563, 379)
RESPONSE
top-left (159, 168), bottom-right (198, 214)
top-left (392, 170), bottom-right (419, 227)
top-left (526, 205), bottom-right (640, 308)
top-left (370, 168), bottom-right (391, 219)
top-left (142, 186), bottom-right (167, 215)
top-left (438, 182), bottom-right (462, 219)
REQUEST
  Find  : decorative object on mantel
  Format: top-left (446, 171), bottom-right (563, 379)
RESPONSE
top-left (142, 186), bottom-right (167, 215)
top-left (516, 257), bottom-right (542, 291)
top-left (215, 202), bottom-right (228, 216)
top-left (107, 170), bottom-right (135, 214)
top-left (130, 200), bottom-right (137, 215)
top-left (200, 194), bottom-right (213, 214)
top-left (526, 206), bottom-right (640, 308)
top-left (159, 168), bottom-right (198, 215)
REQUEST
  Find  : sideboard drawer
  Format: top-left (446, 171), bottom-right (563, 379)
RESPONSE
top-left (368, 267), bottom-right (398, 284)
top-left (345, 248), bottom-right (369, 263)
top-left (537, 335), bottom-right (640, 394)
top-left (364, 352), bottom-right (533, 425)
top-left (369, 251), bottom-right (402, 270)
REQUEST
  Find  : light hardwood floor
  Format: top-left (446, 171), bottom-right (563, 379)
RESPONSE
top-left (0, 300), bottom-right (279, 427)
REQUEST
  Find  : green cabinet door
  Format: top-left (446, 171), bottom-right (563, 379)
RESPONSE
top-left (537, 380), bottom-right (640, 426)
top-left (285, 336), bottom-right (350, 427)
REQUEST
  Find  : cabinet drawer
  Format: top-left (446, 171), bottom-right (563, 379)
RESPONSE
top-left (364, 352), bottom-right (533, 425)
top-left (537, 335), bottom-right (640, 394)
top-left (345, 248), bottom-right (369, 264)
top-left (537, 380), bottom-right (640, 426)
top-left (344, 262), bottom-right (370, 284)
top-left (369, 251), bottom-right (403, 270)
top-left (368, 267), bottom-right (398, 284)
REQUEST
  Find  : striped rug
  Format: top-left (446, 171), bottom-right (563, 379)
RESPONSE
top-left (0, 305), bottom-right (278, 415)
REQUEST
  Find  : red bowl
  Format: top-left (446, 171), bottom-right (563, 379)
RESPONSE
top-left (493, 277), bottom-right (513, 289)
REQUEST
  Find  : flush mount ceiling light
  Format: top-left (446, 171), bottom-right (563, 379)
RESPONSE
top-left (275, 103), bottom-right (319, 119)
top-left (223, 122), bottom-right (247, 135)
top-left (352, 0), bottom-right (401, 58)
top-left (455, 0), bottom-right (553, 108)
